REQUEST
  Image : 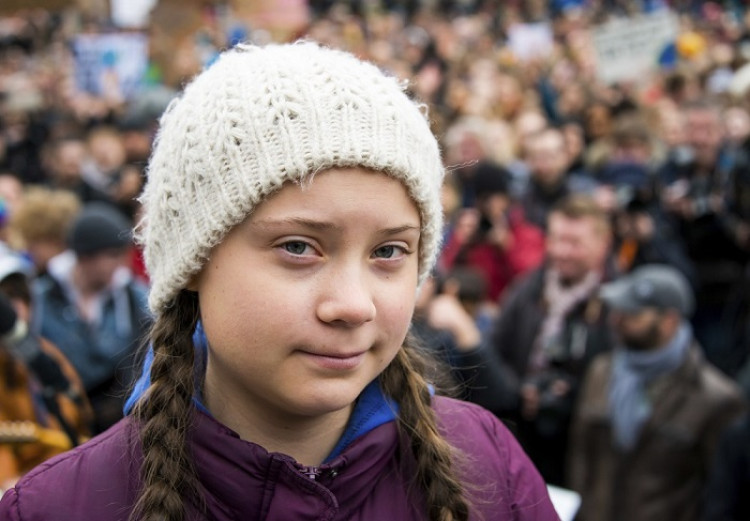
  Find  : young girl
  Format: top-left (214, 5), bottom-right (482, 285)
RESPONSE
top-left (0, 42), bottom-right (558, 521)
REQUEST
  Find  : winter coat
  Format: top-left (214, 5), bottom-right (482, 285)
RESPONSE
top-left (31, 253), bottom-right (151, 432)
top-left (0, 337), bottom-right (92, 485)
top-left (569, 345), bottom-right (746, 521)
top-left (440, 207), bottom-right (545, 302)
top-left (489, 265), bottom-right (617, 484)
top-left (0, 393), bottom-right (560, 521)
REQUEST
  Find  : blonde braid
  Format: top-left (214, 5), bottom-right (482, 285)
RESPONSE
top-left (129, 290), bottom-right (200, 521)
top-left (380, 335), bottom-right (471, 521)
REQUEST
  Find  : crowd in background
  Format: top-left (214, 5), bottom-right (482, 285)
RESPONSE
top-left (1, 0), bottom-right (750, 519)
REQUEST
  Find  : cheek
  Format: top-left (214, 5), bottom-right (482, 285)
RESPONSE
top-left (585, 240), bottom-right (608, 263)
top-left (377, 289), bottom-right (416, 343)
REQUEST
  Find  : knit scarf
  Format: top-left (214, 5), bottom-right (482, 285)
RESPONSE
top-left (609, 321), bottom-right (692, 452)
top-left (528, 269), bottom-right (601, 373)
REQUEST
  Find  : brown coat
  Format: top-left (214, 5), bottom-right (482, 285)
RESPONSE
top-left (0, 338), bottom-right (92, 486)
top-left (569, 344), bottom-right (746, 521)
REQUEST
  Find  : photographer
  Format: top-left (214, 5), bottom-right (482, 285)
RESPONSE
top-left (490, 194), bottom-right (618, 486)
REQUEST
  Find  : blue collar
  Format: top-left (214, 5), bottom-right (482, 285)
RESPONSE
top-left (124, 322), bottom-right (398, 461)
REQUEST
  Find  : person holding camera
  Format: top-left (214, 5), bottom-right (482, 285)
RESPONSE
top-left (490, 194), bottom-right (618, 486)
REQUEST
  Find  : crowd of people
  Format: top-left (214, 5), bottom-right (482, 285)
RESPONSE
top-left (0, 0), bottom-right (749, 519)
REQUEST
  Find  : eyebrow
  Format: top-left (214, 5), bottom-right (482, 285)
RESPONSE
top-left (251, 217), bottom-right (420, 236)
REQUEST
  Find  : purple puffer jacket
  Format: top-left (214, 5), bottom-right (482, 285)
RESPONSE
top-left (0, 396), bottom-right (559, 521)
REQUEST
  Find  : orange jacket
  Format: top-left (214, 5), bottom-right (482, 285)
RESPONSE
top-left (0, 337), bottom-right (92, 485)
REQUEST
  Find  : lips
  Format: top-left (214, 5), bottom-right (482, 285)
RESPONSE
top-left (297, 349), bottom-right (367, 371)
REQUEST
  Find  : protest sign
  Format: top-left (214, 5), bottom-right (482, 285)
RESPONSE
top-left (592, 10), bottom-right (678, 84)
top-left (72, 32), bottom-right (149, 99)
top-left (507, 22), bottom-right (555, 63)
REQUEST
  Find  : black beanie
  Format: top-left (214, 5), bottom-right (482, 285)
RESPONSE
top-left (473, 161), bottom-right (510, 200)
top-left (68, 203), bottom-right (132, 255)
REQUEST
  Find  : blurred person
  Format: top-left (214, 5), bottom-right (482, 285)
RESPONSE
top-left (31, 202), bottom-right (150, 433)
top-left (582, 101), bottom-right (613, 145)
top-left (440, 161), bottom-right (545, 303)
top-left (0, 174), bottom-right (23, 217)
top-left (724, 105), bottom-right (750, 149)
top-left (661, 70), bottom-right (701, 107)
top-left (10, 187), bottom-right (80, 276)
top-left (555, 81), bottom-right (589, 123)
top-left (569, 264), bottom-right (745, 521)
top-left (494, 72), bottom-right (526, 121)
top-left (81, 125), bottom-right (127, 196)
top-left (658, 99), bottom-right (750, 377)
top-left (439, 266), bottom-right (495, 336)
top-left (655, 104), bottom-right (692, 166)
top-left (505, 109), bottom-right (549, 199)
top-left (597, 115), bottom-right (654, 173)
top-left (514, 109), bottom-right (548, 144)
top-left (0, 104), bottom-right (46, 185)
top-left (613, 197), bottom-right (697, 284)
top-left (507, 109), bottom-right (549, 195)
top-left (592, 115), bottom-right (658, 213)
top-left (659, 99), bottom-right (727, 188)
top-left (561, 120), bottom-right (587, 177)
top-left (0, 173), bottom-right (23, 245)
top-left (490, 194), bottom-right (618, 485)
top-left (0, 244), bottom-right (92, 491)
top-left (118, 117), bottom-right (154, 166)
top-left (411, 271), bottom-right (520, 417)
top-left (43, 137), bottom-right (111, 206)
top-left (442, 116), bottom-right (493, 208)
top-left (82, 125), bottom-right (143, 219)
top-left (519, 127), bottom-right (599, 229)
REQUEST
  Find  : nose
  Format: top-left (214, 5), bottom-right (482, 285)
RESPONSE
top-left (316, 266), bottom-right (376, 327)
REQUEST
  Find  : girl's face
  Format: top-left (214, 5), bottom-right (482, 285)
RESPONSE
top-left (195, 168), bottom-right (421, 431)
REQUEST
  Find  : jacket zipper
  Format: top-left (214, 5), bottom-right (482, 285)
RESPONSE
top-left (300, 465), bottom-right (321, 480)
top-left (298, 465), bottom-right (339, 481)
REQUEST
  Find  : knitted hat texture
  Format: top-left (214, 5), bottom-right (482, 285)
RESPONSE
top-left (138, 42), bottom-right (445, 313)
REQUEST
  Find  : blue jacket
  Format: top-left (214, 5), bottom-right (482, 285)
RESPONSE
top-left (31, 261), bottom-right (151, 393)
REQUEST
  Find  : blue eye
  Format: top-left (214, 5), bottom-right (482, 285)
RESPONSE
top-left (282, 241), bottom-right (311, 255)
top-left (373, 245), bottom-right (404, 259)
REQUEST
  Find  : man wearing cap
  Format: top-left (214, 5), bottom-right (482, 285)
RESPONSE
top-left (568, 263), bottom-right (746, 521)
top-left (31, 202), bottom-right (150, 433)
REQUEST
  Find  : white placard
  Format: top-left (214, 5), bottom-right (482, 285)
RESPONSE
top-left (592, 10), bottom-right (678, 84)
top-left (507, 22), bottom-right (555, 62)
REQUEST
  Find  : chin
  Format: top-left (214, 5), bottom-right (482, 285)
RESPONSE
top-left (289, 383), bottom-right (365, 417)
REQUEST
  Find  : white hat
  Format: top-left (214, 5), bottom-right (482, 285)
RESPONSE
top-left (0, 244), bottom-right (34, 282)
top-left (137, 42), bottom-right (445, 313)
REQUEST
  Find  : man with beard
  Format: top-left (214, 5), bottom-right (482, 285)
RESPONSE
top-left (568, 264), bottom-right (746, 521)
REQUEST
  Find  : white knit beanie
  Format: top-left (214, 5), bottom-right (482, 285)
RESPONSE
top-left (137, 41), bottom-right (445, 314)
